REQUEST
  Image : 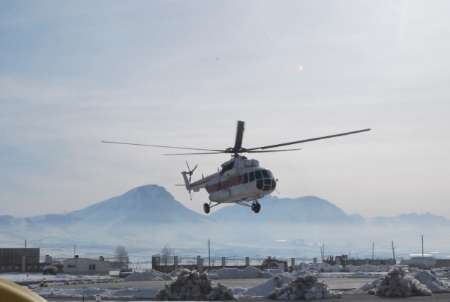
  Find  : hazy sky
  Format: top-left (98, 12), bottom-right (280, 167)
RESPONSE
top-left (1, 0), bottom-right (450, 218)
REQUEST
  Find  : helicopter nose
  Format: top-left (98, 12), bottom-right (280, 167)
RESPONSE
top-left (256, 169), bottom-right (276, 192)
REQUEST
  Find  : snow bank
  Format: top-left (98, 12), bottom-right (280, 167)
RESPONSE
top-left (358, 267), bottom-right (431, 297)
top-left (414, 270), bottom-right (450, 293)
top-left (156, 269), bottom-right (234, 300)
top-left (296, 262), bottom-right (342, 273)
top-left (345, 264), bottom-right (391, 273)
top-left (209, 266), bottom-right (272, 279)
top-left (296, 263), bottom-right (391, 274)
top-left (268, 274), bottom-right (342, 300)
top-left (245, 274), bottom-right (294, 297)
top-left (125, 270), bottom-right (172, 281)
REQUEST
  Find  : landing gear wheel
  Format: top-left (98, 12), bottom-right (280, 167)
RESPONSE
top-left (203, 203), bottom-right (210, 214)
top-left (251, 201), bottom-right (261, 213)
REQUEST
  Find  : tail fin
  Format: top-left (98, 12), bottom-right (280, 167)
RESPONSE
top-left (181, 161), bottom-right (197, 200)
top-left (181, 171), bottom-right (191, 191)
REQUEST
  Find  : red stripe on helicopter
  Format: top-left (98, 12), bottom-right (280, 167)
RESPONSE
top-left (206, 175), bottom-right (242, 193)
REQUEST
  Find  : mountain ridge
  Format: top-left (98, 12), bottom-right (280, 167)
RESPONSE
top-left (1, 184), bottom-right (449, 228)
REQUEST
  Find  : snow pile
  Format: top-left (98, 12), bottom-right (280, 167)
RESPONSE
top-left (245, 274), bottom-right (294, 297)
top-left (265, 268), bottom-right (284, 275)
top-left (296, 263), bottom-right (342, 273)
top-left (413, 270), bottom-right (450, 293)
top-left (345, 264), bottom-right (391, 273)
top-left (125, 270), bottom-right (172, 281)
top-left (296, 263), bottom-right (391, 274)
top-left (360, 267), bottom-right (432, 297)
top-left (355, 278), bottom-right (381, 294)
top-left (209, 266), bottom-right (272, 279)
top-left (268, 274), bottom-right (341, 300)
top-left (156, 269), bottom-right (234, 300)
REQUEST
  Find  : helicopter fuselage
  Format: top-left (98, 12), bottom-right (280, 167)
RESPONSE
top-left (186, 156), bottom-right (276, 204)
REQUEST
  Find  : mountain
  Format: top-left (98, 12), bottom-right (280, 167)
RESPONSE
top-left (0, 185), bottom-right (209, 247)
top-left (2, 184), bottom-right (450, 252)
top-left (66, 184), bottom-right (206, 225)
top-left (371, 212), bottom-right (450, 226)
top-left (210, 195), bottom-right (365, 224)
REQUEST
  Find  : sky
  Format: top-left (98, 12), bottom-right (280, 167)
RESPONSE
top-left (1, 0), bottom-right (450, 218)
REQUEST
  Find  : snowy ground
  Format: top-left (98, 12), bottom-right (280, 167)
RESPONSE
top-left (6, 267), bottom-right (448, 301)
top-left (31, 276), bottom-right (375, 300)
top-left (0, 273), bottom-right (114, 284)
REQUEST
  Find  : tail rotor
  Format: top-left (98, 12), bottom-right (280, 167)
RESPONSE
top-left (181, 161), bottom-right (198, 200)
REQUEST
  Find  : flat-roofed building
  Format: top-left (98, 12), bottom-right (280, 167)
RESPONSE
top-left (0, 248), bottom-right (40, 272)
top-left (62, 255), bottom-right (124, 275)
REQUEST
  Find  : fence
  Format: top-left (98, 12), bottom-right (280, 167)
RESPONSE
top-left (151, 255), bottom-right (313, 273)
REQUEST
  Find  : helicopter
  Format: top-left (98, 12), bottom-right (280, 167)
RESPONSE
top-left (102, 121), bottom-right (370, 214)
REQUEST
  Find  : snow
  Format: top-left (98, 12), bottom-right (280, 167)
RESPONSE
top-left (35, 287), bottom-right (160, 300)
top-left (244, 273), bottom-right (294, 297)
top-left (268, 274), bottom-right (342, 300)
top-left (414, 270), bottom-right (450, 293)
top-left (156, 269), bottom-right (234, 300)
top-left (345, 264), bottom-right (391, 273)
top-left (356, 267), bottom-right (450, 297)
top-left (208, 266), bottom-right (272, 279)
top-left (0, 273), bottom-right (113, 284)
top-left (124, 270), bottom-right (172, 281)
top-left (296, 262), bottom-right (342, 273)
top-left (375, 267), bottom-right (431, 297)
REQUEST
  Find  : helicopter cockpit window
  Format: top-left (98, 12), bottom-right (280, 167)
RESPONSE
top-left (221, 162), bottom-right (234, 174)
top-left (255, 170), bottom-right (262, 180)
top-left (261, 170), bottom-right (269, 178)
top-left (249, 172), bottom-right (255, 182)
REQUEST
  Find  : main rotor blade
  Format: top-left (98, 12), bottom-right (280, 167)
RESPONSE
top-left (246, 148), bottom-right (302, 153)
top-left (102, 140), bottom-right (224, 152)
top-left (246, 128), bottom-right (371, 151)
top-left (163, 151), bottom-right (226, 156)
top-left (233, 120), bottom-right (245, 152)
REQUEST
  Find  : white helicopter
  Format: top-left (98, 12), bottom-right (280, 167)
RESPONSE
top-left (103, 121), bottom-right (370, 214)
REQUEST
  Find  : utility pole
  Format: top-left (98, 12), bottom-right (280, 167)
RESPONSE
top-left (320, 243), bottom-right (325, 261)
top-left (421, 235), bottom-right (424, 257)
top-left (24, 240), bottom-right (27, 248)
top-left (208, 239), bottom-right (211, 268)
top-left (391, 240), bottom-right (396, 264)
top-left (371, 242), bottom-right (375, 261)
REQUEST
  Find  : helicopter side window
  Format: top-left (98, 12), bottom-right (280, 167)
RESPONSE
top-left (255, 170), bottom-right (262, 180)
top-left (249, 172), bottom-right (255, 182)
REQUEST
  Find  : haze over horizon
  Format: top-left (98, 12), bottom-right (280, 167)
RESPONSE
top-left (2, 1), bottom-right (450, 218)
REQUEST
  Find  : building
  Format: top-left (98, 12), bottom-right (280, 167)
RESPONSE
top-left (62, 255), bottom-right (124, 275)
top-left (400, 254), bottom-right (436, 268)
top-left (0, 248), bottom-right (40, 272)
